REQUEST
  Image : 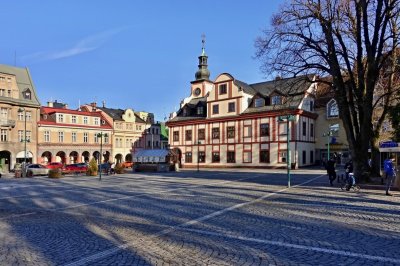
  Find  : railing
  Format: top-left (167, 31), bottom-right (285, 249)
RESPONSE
top-left (0, 119), bottom-right (15, 127)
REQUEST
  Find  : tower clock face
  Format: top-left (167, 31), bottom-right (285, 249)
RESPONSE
top-left (194, 87), bottom-right (201, 96)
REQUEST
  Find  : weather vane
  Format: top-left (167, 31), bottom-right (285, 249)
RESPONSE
top-left (201, 33), bottom-right (206, 49)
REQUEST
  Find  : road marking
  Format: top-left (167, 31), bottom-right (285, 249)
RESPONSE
top-left (64, 174), bottom-right (324, 266)
top-left (181, 228), bottom-right (400, 264)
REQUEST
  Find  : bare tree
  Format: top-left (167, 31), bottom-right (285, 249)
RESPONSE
top-left (255, 0), bottom-right (400, 181)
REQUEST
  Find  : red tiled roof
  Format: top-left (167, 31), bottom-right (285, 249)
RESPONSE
top-left (41, 107), bottom-right (102, 117)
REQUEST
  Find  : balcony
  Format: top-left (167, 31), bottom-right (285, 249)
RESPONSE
top-left (0, 119), bottom-right (16, 127)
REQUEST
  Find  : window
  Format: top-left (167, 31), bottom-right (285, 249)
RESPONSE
top-left (83, 132), bottom-right (88, 143)
top-left (254, 98), bottom-right (265, 108)
top-left (198, 128), bottom-right (205, 140)
top-left (212, 128), bottom-right (220, 139)
top-left (83, 116), bottom-right (88, 124)
top-left (26, 131), bottom-right (31, 142)
top-left (227, 126), bottom-right (235, 139)
top-left (279, 122), bottom-right (288, 135)
top-left (173, 131), bottom-right (179, 141)
top-left (212, 152), bottom-right (220, 163)
top-left (126, 139), bottom-right (130, 148)
top-left (260, 123), bottom-right (269, 136)
top-left (185, 152), bottom-right (192, 163)
top-left (212, 104), bottom-right (219, 114)
top-left (198, 152), bottom-right (205, 163)
top-left (148, 140), bottom-right (151, 148)
top-left (243, 151), bottom-right (252, 163)
top-left (219, 84), bottom-right (227, 95)
top-left (18, 130), bottom-right (24, 142)
top-left (1, 129), bottom-right (7, 142)
top-left (23, 89), bottom-right (31, 100)
top-left (71, 115), bottom-right (77, 123)
top-left (185, 130), bottom-right (192, 141)
top-left (303, 121), bottom-right (307, 136)
top-left (310, 124), bottom-right (314, 137)
top-left (7, 90), bottom-right (11, 97)
top-left (197, 107), bottom-right (204, 115)
top-left (302, 150), bottom-right (307, 164)
top-left (327, 99), bottom-right (339, 118)
top-left (58, 131), bottom-right (64, 142)
top-left (0, 108), bottom-right (7, 119)
top-left (94, 133), bottom-right (99, 143)
top-left (57, 114), bottom-right (64, 123)
top-left (44, 131), bottom-right (50, 142)
top-left (0, 89), bottom-right (4, 96)
top-left (25, 112), bottom-right (31, 121)
top-left (104, 135), bottom-right (109, 143)
top-left (228, 102), bottom-right (235, 113)
top-left (271, 95), bottom-right (282, 105)
top-left (18, 111), bottom-right (24, 121)
top-left (244, 125), bottom-right (252, 137)
top-left (227, 151), bottom-right (235, 163)
top-left (94, 117), bottom-right (100, 125)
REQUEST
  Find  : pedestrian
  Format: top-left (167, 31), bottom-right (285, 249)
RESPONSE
top-left (383, 155), bottom-right (396, 196)
top-left (344, 160), bottom-right (353, 190)
top-left (326, 157), bottom-right (336, 186)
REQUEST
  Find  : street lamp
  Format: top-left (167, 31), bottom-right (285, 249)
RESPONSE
top-left (323, 124), bottom-right (339, 161)
top-left (197, 140), bottom-right (201, 172)
top-left (18, 107), bottom-right (27, 177)
top-left (97, 132), bottom-right (108, 181)
top-left (278, 114), bottom-right (295, 188)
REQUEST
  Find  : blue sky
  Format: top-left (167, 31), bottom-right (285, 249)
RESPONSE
top-left (0, 0), bottom-right (281, 121)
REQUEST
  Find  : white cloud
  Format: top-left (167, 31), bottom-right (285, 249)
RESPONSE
top-left (22, 27), bottom-right (129, 62)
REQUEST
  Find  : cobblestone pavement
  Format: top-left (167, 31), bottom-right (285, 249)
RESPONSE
top-left (0, 169), bottom-right (399, 266)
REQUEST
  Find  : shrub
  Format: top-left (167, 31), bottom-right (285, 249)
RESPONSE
top-left (86, 158), bottom-right (98, 176)
top-left (114, 163), bottom-right (125, 174)
top-left (48, 168), bottom-right (62, 178)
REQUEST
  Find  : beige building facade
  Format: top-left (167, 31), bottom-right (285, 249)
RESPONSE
top-left (38, 102), bottom-right (113, 164)
top-left (0, 65), bottom-right (41, 172)
top-left (167, 47), bottom-right (318, 168)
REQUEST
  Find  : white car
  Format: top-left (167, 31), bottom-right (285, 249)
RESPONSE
top-left (26, 164), bottom-right (49, 176)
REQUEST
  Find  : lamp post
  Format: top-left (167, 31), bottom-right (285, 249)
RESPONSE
top-left (18, 107), bottom-right (27, 177)
top-left (97, 132), bottom-right (108, 181)
top-left (278, 114), bottom-right (294, 188)
top-left (197, 140), bottom-right (201, 172)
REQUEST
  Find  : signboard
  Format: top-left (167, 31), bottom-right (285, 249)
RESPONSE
top-left (379, 141), bottom-right (398, 148)
top-left (278, 115), bottom-right (295, 121)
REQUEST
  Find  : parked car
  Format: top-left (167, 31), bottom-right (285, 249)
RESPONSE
top-left (46, 162), bottom-right (63, 169)
top-left (62, 163), bottom-right (87, 174)
top-left (122, 161), bottom-right (133, 168)
top-left (26, 164), bottom-right (49, 176)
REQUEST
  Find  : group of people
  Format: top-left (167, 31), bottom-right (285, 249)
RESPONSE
top-left (325, 155), bottom-right (397, 195)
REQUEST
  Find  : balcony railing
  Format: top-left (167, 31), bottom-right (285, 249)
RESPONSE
top-left (0, 119), bottom-right (15, 127)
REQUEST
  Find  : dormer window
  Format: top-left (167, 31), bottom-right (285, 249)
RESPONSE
top-left (23, 89), bottom-right (31, 100)
top-left (254, 98), bottom-right (265, 108)
top-left (271, 95), bottom-right (282, 105)
top-left (327, 99), bottom-right (339, 118)
top-left (197, 106), bottom-right (204, 115)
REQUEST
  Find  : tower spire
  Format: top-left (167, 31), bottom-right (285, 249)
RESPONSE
top-left (195, 33), bottom-right (210, 81)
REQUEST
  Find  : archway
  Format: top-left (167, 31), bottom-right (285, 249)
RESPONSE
top-left (172, 148), bottom-right (182, 167)
top-left (93, 151), bottom-right (100, 163)
top-left (103, 151), bottom-right (110, 162)
top-left (69, 151), bottom-right (78, 164)
top-left (0, 150), bottom-right (11, 172)
top-left (115, 153), bottom-right (123, 164)
top-left (56, 151), bottom-right (66, 164)
top-left (16, 151), bottom-right (33, 164)
top-left (41, 151), bottom-right (52, 164)
top-left (82, 151), bottom-right (90, 163)
top-left (125, 153), bottom-right (132, 162)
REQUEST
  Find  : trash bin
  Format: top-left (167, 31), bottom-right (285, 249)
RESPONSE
top-left (15, 170), bottom-right (22, 178)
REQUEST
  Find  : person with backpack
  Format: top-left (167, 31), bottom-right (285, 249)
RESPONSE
top-left (383, 155), bottom-right (396, 196)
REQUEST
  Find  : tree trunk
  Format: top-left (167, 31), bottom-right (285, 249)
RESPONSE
top-left (352, 148), bottom-right (370, 183)
top-left (370, 138), bottom-right (381, 177)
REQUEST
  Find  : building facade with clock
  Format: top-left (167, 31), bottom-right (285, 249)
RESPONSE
top-left (166, 44), bottom-right (320, 169)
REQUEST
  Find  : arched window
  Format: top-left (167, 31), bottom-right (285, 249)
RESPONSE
top-left (327, 99), bottom-right (339, 118)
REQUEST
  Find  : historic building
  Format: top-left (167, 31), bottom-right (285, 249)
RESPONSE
top-left (81, 103), bottom-right (159, 164)
top-left (166, 45), bottom-right (318, 168)
top-left (38, 101), bottom-right (113, 164)
top-left (0, 64), bottom-right (41, 171)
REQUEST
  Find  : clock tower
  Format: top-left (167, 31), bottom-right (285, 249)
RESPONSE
top-left (191, 34), bottom-right (213, 98)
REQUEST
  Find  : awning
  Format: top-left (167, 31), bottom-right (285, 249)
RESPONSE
top-left (16, 151), bottom-right (33, 158)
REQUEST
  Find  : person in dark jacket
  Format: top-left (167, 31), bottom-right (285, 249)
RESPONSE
top-left (326, 157), bottom-right (336, 186)
top-left (344, 160), bottom-right (354, 190)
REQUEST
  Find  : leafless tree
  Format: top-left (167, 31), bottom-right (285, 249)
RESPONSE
top-left (255, 0), bottom-right (400, 181)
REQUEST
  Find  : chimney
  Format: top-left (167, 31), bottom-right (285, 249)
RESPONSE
top-left (102, 100), bottom-right (106, 108)
top-left (64, 104), bottom-right (68, 109)
top-left (90, 102), bottom-right (97, 112)
top-left (47, 101), bottom-right (53, 107)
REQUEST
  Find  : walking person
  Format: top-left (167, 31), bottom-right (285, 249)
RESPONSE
top-left (326, 157), bottom-right (336, 186)
top-left (383, 155), bottom-right (396, 196)
top-left (344, 160), bottom-right (354, 190)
